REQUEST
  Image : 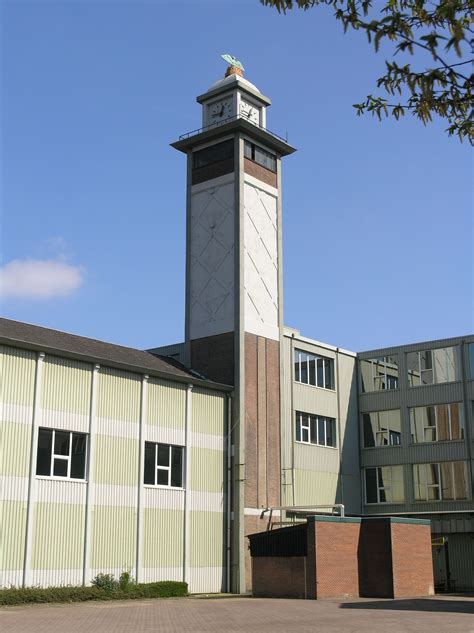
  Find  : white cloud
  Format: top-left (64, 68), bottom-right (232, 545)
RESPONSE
top-left (0, 259), bottom-right (84, 300)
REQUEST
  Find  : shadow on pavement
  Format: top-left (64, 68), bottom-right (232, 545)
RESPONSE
top-left (340, 598), bottom-right (474, 614)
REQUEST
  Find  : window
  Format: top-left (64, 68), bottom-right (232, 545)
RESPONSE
top-left (193, 139), bottom-right (234, 169)
top-left (244, 140), bottom-right (277, 172)
top-left (407, 347), bottom-right (458, 387)
top-left (294, 349), bottom-right (334, 390)
top-left (410, 403), bottom-right (464, 443)
top-left (362, 409), bottom-right (401, 448)
top-left (144, 442), bottom-right (184, 488)
top-left (295, 412), bottom-right (336, 448)
top-left (365, 465), bottom-right (404, 504)
top-left (360, 356), bottom-right (399, 393)
top-left (36, 428), bottom-right (87, 480)
top-left (413, 462), bottom-right (468, 501)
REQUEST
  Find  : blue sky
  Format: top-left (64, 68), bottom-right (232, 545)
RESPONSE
top-left (2, 1), bottom-right (472, 352)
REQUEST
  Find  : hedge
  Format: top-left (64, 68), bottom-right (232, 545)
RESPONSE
top-left (0, 581), bottom-right (188, 606)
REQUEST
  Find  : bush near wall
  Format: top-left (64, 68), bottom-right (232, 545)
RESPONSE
top-left (0, 581), bottom-right (188, 606)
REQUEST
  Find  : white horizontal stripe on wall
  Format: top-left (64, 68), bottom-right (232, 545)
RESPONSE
top-left (188, 566), bottom-right (226, 594)
top-left (244, 507), bottom-right (281, 516)
top-left (1, 476), bottom-right (29, 502)
top-left (143, 486), bottom-right (185, 510)
top-left (145, 425), bottom-right (185, 446)
top-left (30, 568), bottom-right (83, 588)
top-left (0, 569), bottom-right (23, 588)
top-left (94, 484), bottom-right (138, 508)
top-left (189, 491), bottom-right (224, 513)
top-left (40, 409), bottom-right (89, 434)
top-left (1, 403), bottom-right (33, 425)
top-left (36, 478), bottom-right (87, 505)
top-left (96, 417), bottom-right (138, 440)
top-left (140, 566), bottom-right (183, 584)
top-left (190, 432), bottom-right (224, 452)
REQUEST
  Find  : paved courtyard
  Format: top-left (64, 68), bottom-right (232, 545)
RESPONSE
top-left (1, 595), bottom-right (473, 633)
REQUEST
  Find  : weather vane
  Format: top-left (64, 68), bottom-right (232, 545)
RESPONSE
top-left (221, 54), bottom-right (244, 77)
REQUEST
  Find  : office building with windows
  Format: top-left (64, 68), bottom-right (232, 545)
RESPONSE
top-left (1, 62), bottom-right (473, 593)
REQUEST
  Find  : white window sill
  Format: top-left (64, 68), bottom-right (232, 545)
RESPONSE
top-left (295, 440), bottom-right (338, 450)
top-left (143, 485), bottom-right (185, 491)
top-left (295, 381), bottom-right (336, 393)
top-left (36, 476), bottom-right (87, 483)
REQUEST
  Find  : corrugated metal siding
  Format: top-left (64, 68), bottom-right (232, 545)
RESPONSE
top-left (191, 388), bottom-right (226, 436)
top-left (294, 469), bottom-right (339, 506)
top-left (142, 508), bottom-right (184, 568)
top-left (189, 511), bottom-right (225, 568)
top-left (1, 501), bottom-right (26, 573)
top-left (1, 346), bottom-right (36, 405)
top-left (281, 336), bottom-right (293, 507)
top-left (97, 368), bottom-right (141, 423)
top-left (41, 356), bottom-right (91, 415)
top-left (440, 533), bottom-right (474, 590)
top-left (190, 447), bottom-right (224, 493)
top-left (36, 478), bottom-right (86, 506)
top-left (32, 503), bottom-right (84, 574)
top-left (91, 506), bottom-right (136, 571)
top-left (360, 382), bottom-right (465, 412)
top-left (1, 422), bottom-right (31, 477)
top-left (361, 443), bottom-right (468, 468)
top-left (293, 383), bottom-right (337, 419)
top-left (94, 435), bottom-right (139, 487)
top-left (294, 443), bottom-right (339, 473)
top-left (147, 378), bottom-right (185, 428)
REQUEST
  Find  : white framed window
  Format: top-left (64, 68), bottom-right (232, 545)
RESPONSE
top-left (144, 442), bottom-right (184, 488)
top-left (413, 462), bottom-right (469, 501)
top-left (294, 349), bottom-right (334, 390)
top-left (365, 465), bottom-right (404, 504)
top-left (362, 409), bottom-right (402, 448)
top-left (359, 356), bottom-right (399, 393)
top-left (36, 428), bottom-right (87, 480)
top-left (407, 347), bottom-right (458, 387)
top-left (295, 411), bottom-right (336, 448)
top-left (410, 403), bottom-right (464, 444)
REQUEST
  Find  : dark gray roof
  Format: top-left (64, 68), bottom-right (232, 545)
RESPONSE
top-left (0, 318), bottom-right (231, 390)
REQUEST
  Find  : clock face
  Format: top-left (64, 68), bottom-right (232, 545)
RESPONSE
top-left (240, 100), bottom-right (260, 125)
top-left (208, 98), bottom-right (233, 123)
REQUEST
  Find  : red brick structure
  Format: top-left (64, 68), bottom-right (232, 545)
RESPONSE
top-left (248, 516), bottom-right (434, 599)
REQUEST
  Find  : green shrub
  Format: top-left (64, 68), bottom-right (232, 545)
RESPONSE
top-left (0, 581), bottom-right (188, 606)
top-left (118, 571), bottom-right (134, 591)
top-left (91, 573), bottom-right (118, 591)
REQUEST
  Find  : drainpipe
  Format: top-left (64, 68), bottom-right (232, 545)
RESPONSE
top-left (226, 393), bottom-right (233, 592)
top-left (335, 349), bottom-right (344, 506)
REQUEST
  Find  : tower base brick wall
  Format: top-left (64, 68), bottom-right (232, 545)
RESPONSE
top-left (391, 522), bottom-right (435, 597)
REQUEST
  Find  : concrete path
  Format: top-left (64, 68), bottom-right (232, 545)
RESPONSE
top-left (1, 595), bottom-right (473, 633)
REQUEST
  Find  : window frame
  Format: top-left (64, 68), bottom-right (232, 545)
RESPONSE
top-left (362, 409), bottom-right (402, 448)
top-left (144, 441), bottom-right (184, 489)
top-left (364, 466), bottom-right (404, 505)
top-left (36, 427), bottom-right (88, 481)
top-left (295, 411), bottom-right (337, 448)
top-left (413, 461), bottom-right (469, 502)
top-left (410, 403), bottom-right (464, 444)
top-left (294, 349), bottom-right (335, 391)
top-left (407, 347), bottom-right (458, 388)
top-left (359, 356), bottom-right (399, 393)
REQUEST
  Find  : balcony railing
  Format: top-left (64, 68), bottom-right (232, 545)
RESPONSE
top-left (178, 113), bottom-right (288, 143)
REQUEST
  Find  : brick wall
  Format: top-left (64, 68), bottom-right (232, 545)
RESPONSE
top-left (252, 557), bottom-right (306, 598)
top-left (391, 523), bottom-right (435, 597)
top-left (312, 519), bottom-right (361, 599)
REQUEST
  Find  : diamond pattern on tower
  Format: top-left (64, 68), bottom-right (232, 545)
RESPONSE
top-left (244, 183), bottom-right (279, 341)
top-left (189, 182), bottom-right (235, 339)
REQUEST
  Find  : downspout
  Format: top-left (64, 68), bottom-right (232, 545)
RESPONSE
top-left (183, 383), bottom-right (193, 587)
top-left (226, 393), bottom-right (233, 592)
top-left (335, 350), bottom-right (344, 506)
top-left (290, 335), bottom-right (296, 507)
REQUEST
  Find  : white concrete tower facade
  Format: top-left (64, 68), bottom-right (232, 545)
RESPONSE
top-left (172, 61), bottom-right (295, 592)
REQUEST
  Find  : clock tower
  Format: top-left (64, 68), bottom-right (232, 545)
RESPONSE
top-left (171, 58), bottom-right (296, 592)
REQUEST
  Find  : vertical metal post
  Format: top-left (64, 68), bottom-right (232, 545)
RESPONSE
top-left (83, 363), bottom-right (100, 586)
top-left (136, 374), bottom-right (148, 584)
top-left (183, 384), bottom-right (193, 587)
top-left (23, 351), bottom-right (45, 587)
